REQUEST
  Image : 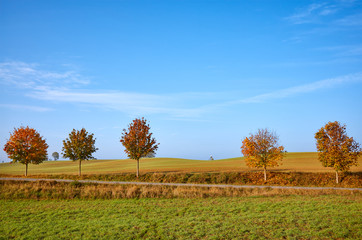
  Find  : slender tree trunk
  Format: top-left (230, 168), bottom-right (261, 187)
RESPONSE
top-left (336, 171), bottom-right (339, 184)
top-left (136, 159), bottom-right (139, 178)
top-left (263, 166), bottom-right (267, 182)
top-left (25, 163), bottom-right (28, 177)
top-left (79, 160), bottom-right (81, 176)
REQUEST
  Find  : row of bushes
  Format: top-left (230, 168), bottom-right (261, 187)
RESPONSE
top-left (4, 171), bottom-right (361, 188)
top-left (1, 180), bottom-right (360, 200)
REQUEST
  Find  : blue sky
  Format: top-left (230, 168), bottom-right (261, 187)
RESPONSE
top-left (1, 0), bottom-right (362, 161)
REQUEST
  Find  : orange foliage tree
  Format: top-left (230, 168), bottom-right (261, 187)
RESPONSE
top-left (241, 128), bottom-right (285, 181)
top-left (62, 128), bottom-right (98, 176)
top-left (3, 126), bottom-right (48, 176)
top-left (315, 121), bottom-right (361, 184)
top-left (120, 118), bottom-right (159, 177)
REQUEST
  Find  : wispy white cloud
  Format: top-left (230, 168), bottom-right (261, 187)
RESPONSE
top-left (29, 87), bottom-right (212, 118)
top-left (285, 3), bottom-right (333, 24)
top-left (0, 104), bottom-right (53, 112)
top-left (0, 61), bottom-right (218, 118)
top-left (315, 45), bottom-right (362, 56)
top-left (0, 61), bottom-right (89, 88)
top-left (229, 73), bottom-right (362, 104)
top-left (284, 1), bottom-right (362, 51)
top-left (1, 61), bottom-right (362, 117)
top-left (335, 13), bottom-right (362, 26)
top-left (285, 1), bottom-right (358, 25)
top-left (319, 8), bottom-right (338, 16)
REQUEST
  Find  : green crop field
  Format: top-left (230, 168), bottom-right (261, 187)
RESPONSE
top-left (0, 152), bottom-right (361, 176)
top-left (1, 195), bottom-right (361, 239)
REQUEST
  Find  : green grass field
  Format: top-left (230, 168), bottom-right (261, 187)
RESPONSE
top-left (1, 152), bottom-right (361, 239)
top-left (1, 152), bottom-right (361, 176)
top-left (1, 195), bottom-right (361, 239)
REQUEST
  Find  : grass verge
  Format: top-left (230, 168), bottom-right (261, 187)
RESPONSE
top-left (1, 180), bottom-right (360, 200)
top-left (2, 171), bottom-right (361, 188)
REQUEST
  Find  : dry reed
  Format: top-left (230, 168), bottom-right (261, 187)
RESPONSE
top-left (1, 180), bottom-right (360, 200)
top-left (1, 171), bottom-right (361, 188)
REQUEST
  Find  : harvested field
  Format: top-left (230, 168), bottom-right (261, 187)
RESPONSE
top-left (1, 152), bottom-right (361, 176)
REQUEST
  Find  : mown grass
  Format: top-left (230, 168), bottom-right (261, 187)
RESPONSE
top-left (1, 152), bottom-right (361, 176)
top-left (0, 195), bottom-right (361, 239)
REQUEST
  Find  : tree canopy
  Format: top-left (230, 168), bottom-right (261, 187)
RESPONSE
top-left (62, 128), bottom-right (98, 176)
top-left (120, 117), bottom-right (159, 177)
top-left (3, 126), bottom-right (48, 176)
top-left (52, 152), bottom-right (59, 161)
top-left (315, 121), bottom-right (361, 183)
top-left (241, 128), bottom-right (285, 181)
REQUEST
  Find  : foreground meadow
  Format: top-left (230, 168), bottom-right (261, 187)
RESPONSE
top-left (1, 195), bottom-right (361, 239)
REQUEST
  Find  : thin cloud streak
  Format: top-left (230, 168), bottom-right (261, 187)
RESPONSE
top-left (335, 13), bottom-right (362, 26)
top-left (285, 1), bottom-right (359, 25)
top-left (0, 61), bottom-right (215, 119)
top-left (30, 87), bottom-right (210, 118)
top-left (286, 3), bottom-right (328, 24)
top-left (0, 104), bottom-right (53, 112)
top-left (315, 44), bottom-right (362, 57)
top-left (0, 61), bottom-right (89, 88)
top-left (283, 1), bottom-right (361, 45)
top-left (228, 73), bottom-right (362, 104)
top-left (1, 61), bottom-right (362, 118)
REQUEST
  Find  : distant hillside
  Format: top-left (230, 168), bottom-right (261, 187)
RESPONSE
top-left (0, 152), bottom-right (361, 175)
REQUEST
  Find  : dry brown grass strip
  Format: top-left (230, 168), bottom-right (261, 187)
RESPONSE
top-left (2, 171), bottom-right (361, 188)
top-left (1, 180), bottom-right (360, 200)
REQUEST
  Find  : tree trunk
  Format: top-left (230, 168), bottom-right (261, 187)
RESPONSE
top-left (336, 171), bottom-right (339, 184)
top-left (79, 160), bottom-right (82, 176)
top-left (263, 166), bottom-right (267, 182)
top-left (136, 159), bottom-right (139, 178)
top-left (25, 163), bottom-right (28, 177)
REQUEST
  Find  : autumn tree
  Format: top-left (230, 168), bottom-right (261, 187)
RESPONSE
top-left (3, 126), bottom-right (48, 176)
top-left (315, 121), bottom-right (361, 184)
top-left (120, 118), bottom-right (159, 177)
top-left (52, 152), bottom-right (59, 161)
top-left (241, 128), bottom-right (285, 181)
top-left (62, 128), bottom-right (98, 176)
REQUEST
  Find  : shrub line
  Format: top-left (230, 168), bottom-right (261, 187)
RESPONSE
top-left (1, 177), bottom-right (361, 191)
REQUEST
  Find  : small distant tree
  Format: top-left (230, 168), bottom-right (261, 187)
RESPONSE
top-left (62, 128), bottom-right (98, 176)
top-left (315, 121), bottom-right (361, 184)
top-left (241, 128), bottom-right (285, 181)
top-left (120, 118), bottom-right (159, 177)
top-left (52, 152), bottom-right (59, 161)
top-left (3, 126), bottom-right (48, 176)
top-left (145, 152), bottom-right (156, 158)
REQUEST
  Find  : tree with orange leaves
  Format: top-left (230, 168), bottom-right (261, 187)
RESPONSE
top-left (315, 121), bottom-right (361, 184)
top-left (62, 128), bottom-right (98, 176)
top-left (120, 118), bottom-right (159, 177)
top-left (3, 126), bottom-right (48, 176)
top-left (241, 128), bottom-right (285, 181)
